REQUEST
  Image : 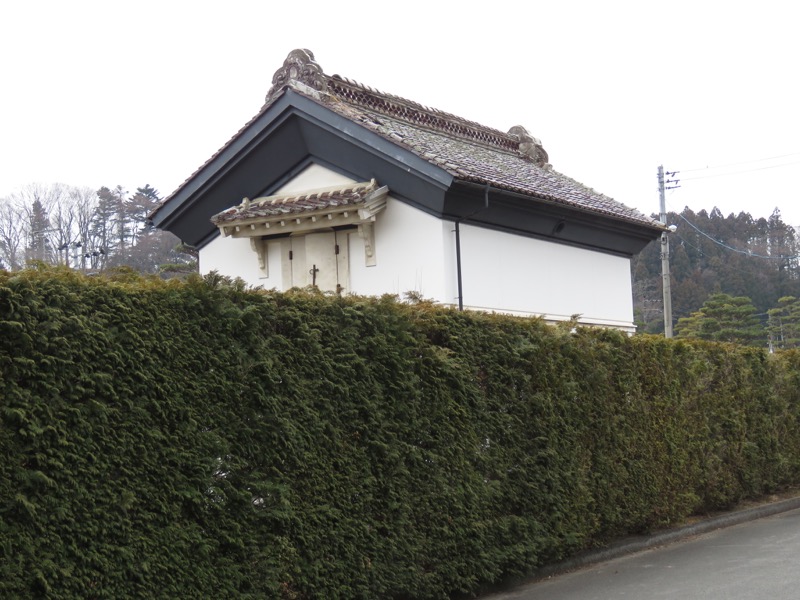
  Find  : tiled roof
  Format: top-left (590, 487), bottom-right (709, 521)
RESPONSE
top-left (260, 50), bottom-right (658, 229)
top-left (156, 49), bottom-right (661, 232)
top-left (211, 180), bottom-right (378, 224)
top-left (320, 96), bottom-right (651, 225)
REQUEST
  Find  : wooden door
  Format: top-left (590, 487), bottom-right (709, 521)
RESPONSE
top-left (288, 231), bottom-right (349, 293)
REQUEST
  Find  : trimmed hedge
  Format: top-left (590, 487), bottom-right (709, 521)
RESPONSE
top-left (2, 267), bottom-right (800, 599)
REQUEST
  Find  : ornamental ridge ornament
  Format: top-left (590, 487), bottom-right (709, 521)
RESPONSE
top-left (507, 125), bottom-right (550, 168)
top-left (266, 49), bottom-right (328, 103)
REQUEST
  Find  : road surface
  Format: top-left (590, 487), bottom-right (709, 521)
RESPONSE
top-left (486, 507), bottom-right (800, 599)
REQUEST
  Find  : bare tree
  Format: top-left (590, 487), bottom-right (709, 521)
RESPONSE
top-left (50, 193), bottom-right (79, 267)
top-left (0, 197), bottom-right (25, 270)
top-left (11, 183), bottom-right (72, 265)
top-left (1, 182), bottom-right (196, 275)
top-left (71, 186), bottom-right (97, 271)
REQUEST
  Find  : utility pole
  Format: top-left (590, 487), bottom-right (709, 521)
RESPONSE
top-left (658, 165), bottom-right (674, 338)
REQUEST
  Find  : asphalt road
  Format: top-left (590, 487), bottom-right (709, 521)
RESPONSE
top-left (485, 507), bottom-right (800, 599)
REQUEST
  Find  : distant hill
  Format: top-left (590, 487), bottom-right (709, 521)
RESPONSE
top-left (633, 207), bottom-right (799, 334)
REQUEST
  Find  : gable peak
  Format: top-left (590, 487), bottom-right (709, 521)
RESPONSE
top-left (266, 48), bottom-right (328, 103)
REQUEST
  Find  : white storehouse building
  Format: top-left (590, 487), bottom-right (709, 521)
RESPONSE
top-left (150, 49), bottom-right (663, 332)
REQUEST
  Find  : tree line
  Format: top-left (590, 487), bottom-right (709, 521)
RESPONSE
top-left (633, 206), bottom-right (800, 347)
top-left (0, 183), bottom-right (195, 275)
top-left (3, 185), bottom-right (798, 347)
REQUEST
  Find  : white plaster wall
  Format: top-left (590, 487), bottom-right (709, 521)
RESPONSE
top-left (198, 162), bottom-right (635, 329)
top-left (198, 164), bottom-right (449, 295)
top-left (348, 198), bottom-right (448, 300)
top-left (200, 235), bottom-right (259, 284)
top-left (458, 224), bottom-right (635, 328)
top-left (274, 163), bottom-right (356, 194)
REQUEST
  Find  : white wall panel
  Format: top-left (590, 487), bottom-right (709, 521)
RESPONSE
top-left (348, 198), bottom-right (447, 301)
top-left (458, 224), bottom-right (634, 328)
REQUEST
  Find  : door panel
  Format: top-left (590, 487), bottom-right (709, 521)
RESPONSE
top-left (289, 237), bottom-right (307, 287)
top-left (286, 231), bottom-right (349, 293)
top-left (304, 232), bottom-right (338, 291)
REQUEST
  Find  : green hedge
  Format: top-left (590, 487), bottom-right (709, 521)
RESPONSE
top-left (2, 268), bottom-right (800, 599)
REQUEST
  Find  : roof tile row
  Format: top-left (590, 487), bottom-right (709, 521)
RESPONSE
top-left (211, 180), bottom-right (378, 224)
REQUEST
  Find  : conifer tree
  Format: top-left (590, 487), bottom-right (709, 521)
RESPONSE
top-left (675, 293), bottom-right (764, 346)
top-left (25, 199), bottom-right (52, 263)
top-left (91, 186), bottom-right (125, 270)
top-left (633, 206), bottom-right (800, 334)
top-left (767, 296), bottom-right (800, 349)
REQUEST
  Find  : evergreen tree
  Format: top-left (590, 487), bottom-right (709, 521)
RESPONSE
top-left (767, 208), bottom-right (799, 296)
top-left (125, 185), bottom-right (160, 246)
top-left (675, 293), bottom-right (764, 346)
top-left (26, 199), bottom-right (52, 264)
top-left (767, 296), bottom-right (800, 350)
top-left (0, 183), bottom-right (197, 275)
top-left (633, 206), bottom-right (800, 334)
top-left (91, 186), bottom-right (126, 270)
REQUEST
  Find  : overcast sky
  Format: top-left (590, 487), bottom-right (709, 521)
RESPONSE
top-left (2, 0), bottom-right (799, 230)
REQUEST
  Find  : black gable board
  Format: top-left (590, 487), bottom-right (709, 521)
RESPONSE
top-left (444, 182), bottom-right (658, 256)
top-left (153, 90), bottom-right (453, 248)
top-left (151, 94), bottom-right (309, 246)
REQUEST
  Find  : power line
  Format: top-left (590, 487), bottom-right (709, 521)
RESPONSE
top-left (680, 159), bottom-right (800, 181)
top-left (673, 211), bottom-right (800, 260)
top-left (674, 232), bottom-right (705, 255)
top-left (679, 152), bottom-right (800, 173)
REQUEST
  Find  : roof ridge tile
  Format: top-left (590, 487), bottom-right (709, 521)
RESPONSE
top-left (327, 75), bottom-right (524, 156)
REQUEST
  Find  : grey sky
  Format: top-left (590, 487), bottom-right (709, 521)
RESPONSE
top-left (2, 0), bottom-right (798, 229)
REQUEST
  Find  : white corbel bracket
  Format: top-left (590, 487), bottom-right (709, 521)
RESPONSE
top-left (250, 238), bottom-right (268, 277)
top-left (358, 222), bottom-right (376, 266)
